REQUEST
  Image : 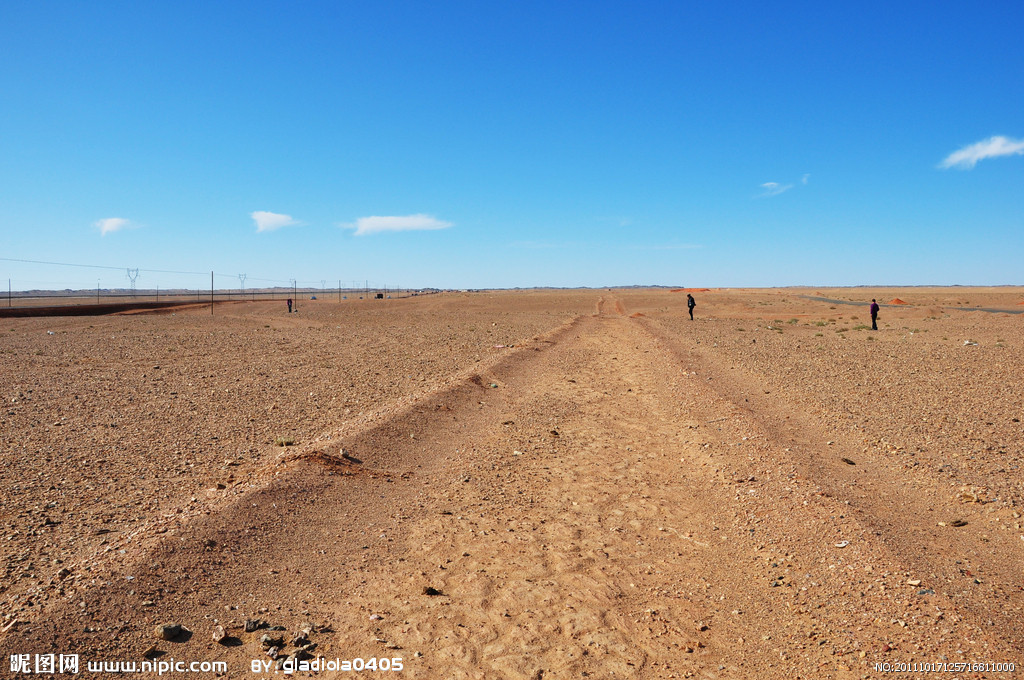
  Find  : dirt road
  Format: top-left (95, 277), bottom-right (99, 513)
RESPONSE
top-left (6, 292), bottom-right (1022, 678)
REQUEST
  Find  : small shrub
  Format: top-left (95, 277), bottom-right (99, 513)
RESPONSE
top-left (274, 436), bottom-right (295, 447)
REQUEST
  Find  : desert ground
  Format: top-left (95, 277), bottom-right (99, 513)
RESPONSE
top-left (1, 288), bottom-right (1022, 679)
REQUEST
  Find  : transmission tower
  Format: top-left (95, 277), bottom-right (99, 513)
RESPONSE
top-left (126, 268), bottom-right (140, 297)
top-left (238, 273), bottom-right (247, 295)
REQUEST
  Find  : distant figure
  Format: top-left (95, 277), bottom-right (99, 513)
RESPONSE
top-left (687, 293), bottom-right (696, 320)
top-left (870, 299), bottom-right (879, 330)
top-left (287, 298), bottom-right (293, 314)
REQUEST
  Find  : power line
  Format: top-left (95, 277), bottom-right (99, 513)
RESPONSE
top-left (1, 257), bottom-right (125, 272)
top-left (0, 256), bottom-right (208, 277)
top-left (2, 256), bottom-right (391, 291)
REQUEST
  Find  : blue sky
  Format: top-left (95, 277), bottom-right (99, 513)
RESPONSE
top-left (2, 1), bottom-right (1022, 290)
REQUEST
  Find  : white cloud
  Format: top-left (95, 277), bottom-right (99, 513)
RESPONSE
top-left (251, 211), bottom-right (302, 232)
top-left (627, 243), bottom-right (702, 251)
top-left (940, 135), bottom-right (1024, 170)
top-left (758, 182), bottom-right (793, 197)
top-left (94, 217), bottom-right (132, 235)
top-left (346, 214), bottom-right (453, 236)
top-left (801, 173), bottom-right (810, 185)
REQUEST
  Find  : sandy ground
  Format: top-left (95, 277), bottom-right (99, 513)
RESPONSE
top-left (1, 288), bottom-right (1022, 678)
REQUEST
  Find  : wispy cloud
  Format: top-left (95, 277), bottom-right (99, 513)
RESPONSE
top-left (940, 135), bottom-right (1024, 170)
top-left (758, 181), bottom-right (793, 197)
top-left (251, 211), bottom-right (302, 233)
top-left (801, 173), bottom-right (810, 185)
top-left (510, 240), bottom-right (700, 251)
top-left (345, 214), bottom-right (453, 236)
top-left (94, 217), bottom-right (133, 236)
top-left (627, 243), bottom-right (702, 251)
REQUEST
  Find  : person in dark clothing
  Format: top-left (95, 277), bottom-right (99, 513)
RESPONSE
top-left (687, 293), bottom-right (696, 320)
top-left (870, 299), bottom-right (879, 330)
top-left (287, 298), bottom-right (293, 313)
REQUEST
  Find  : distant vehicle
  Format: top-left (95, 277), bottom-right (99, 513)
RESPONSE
top-left (375, 293), bottom-right (384, 299)
top-left (310, 295), bottom-right (317, 300)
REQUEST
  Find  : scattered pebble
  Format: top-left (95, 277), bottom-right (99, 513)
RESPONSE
top-left (154, 623), bottom-right (182, 641)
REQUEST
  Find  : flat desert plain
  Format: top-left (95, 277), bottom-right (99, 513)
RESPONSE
top-left (1, 288), bottom-right (1023, 679)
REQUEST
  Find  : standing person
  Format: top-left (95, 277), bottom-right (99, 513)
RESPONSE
top-left (687, 293), bottom-right (696, 321)
top-left (870, 298), bottom-right (879, 330)
top-left (287, 298), bottom-right (293, 314)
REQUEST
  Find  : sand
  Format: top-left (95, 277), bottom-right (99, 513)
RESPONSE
top-left (1, 288), bottom-right (1022, 678)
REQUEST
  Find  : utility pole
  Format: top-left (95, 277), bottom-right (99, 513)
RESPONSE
top-left (97, 279), bottom-right (100, 304)
top-left (210, 271), bottom-right (214, 315)
top-left (338, 279), bottom-right (341, 302)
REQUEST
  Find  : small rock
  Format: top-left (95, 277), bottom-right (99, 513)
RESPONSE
top-left (141, 646), bottom-right (157, 658)
top-left (260, 634), bottom-right (283, 648)
top-left (423, 586), bottom-right (443, 596)
top-left (841, 458), bottom-right (856, 465)
top-left (155, 623), bottom-right (182, 641)
top-left (906, 579), bottom-right (921, 586)
top-left (266, 645), bottom-right (280, 660)
top-left (212, 625), bottom-right (226, 643)
top-left (244, 618), bottom-right (261, 632)
top-left (950, 519), bottom-right (968, 527)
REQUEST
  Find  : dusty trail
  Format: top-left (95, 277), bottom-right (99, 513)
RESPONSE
top-left (643, 314), bottom-right (1024, 649)
top-left (9, 296), bottom-right (1020, 678)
